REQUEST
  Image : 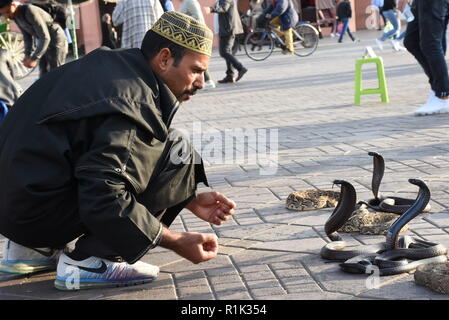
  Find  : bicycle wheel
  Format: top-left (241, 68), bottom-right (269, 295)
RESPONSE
top-left (0, 31), bottom-right (36, 80)
top-left (292, 24), bottom-right (319, 57)
top-left (244, 29), bottom-right (274, 61)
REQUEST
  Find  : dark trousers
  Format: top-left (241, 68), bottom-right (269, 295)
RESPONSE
top-left (338, 18), bottom-right (355, 42)
top-left (219, 34), bottom-right (244, 77)
top-left (38, 30), bottom-right (68, 78)
top-left (404, 0), bottom-right (449, 98)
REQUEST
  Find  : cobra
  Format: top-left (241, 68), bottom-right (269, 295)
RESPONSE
top-left (320, 178), bottom-right (448, 276)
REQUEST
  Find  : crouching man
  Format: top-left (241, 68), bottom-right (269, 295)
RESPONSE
top-left (0, 11), bottom-right (236, 290)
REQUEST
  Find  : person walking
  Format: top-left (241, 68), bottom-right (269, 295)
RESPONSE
top-left (336, 0), bottom-right (357, 43)
top-left (101, 13), bottom-right (119, 49)
top-left (404, 0), bottom-right (449, 116)
top-left (112, 0), bottom-right (164, 49)
top-left (0, 0), bottom-right (68, 78)
top-left (207, 0), bottom-right (248, 83)
top-left (375, 0), bottom-right (401, 51)
top-left (0, 11), bottom-right (237, 290)
top-left (179, 0), bottom-right (216, 89)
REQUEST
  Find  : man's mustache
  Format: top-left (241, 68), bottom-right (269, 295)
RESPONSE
top-left (183, 87), bottom-right (199, 96)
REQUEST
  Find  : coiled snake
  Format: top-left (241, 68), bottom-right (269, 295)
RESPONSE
top-left (320, 178), bottom-right (447, 276)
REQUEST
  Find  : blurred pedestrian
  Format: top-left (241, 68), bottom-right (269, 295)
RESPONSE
top-left (101, 13), bottom-right (119, 49)
top-left (179, 0), bottom-right (216, 89)
top-left (0, 0), bottom-right (68, 78)
top-left (112, 0), bottom-right (164, 49)
top-left (404, 0), bottom-right (449, 116)
top-left (375, 0), bottom-right (402, 51)
top-left (206, 0), bottom-right (248, 83)
top-left (336, 0), bottom-right (357, 43)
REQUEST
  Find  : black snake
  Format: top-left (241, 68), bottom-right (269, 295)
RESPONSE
top-left (358, 152), bottom-right (431, 214)
top-left (320, 174), bottom-right (447, 276)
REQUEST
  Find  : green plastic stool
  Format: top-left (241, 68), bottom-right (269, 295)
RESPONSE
top-left (354, 57), bottom-right (389, 105)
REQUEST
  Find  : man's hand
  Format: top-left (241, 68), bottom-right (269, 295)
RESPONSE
top-left (23, 56), bottom-right (38, 68)
top-left (160, 228), bottom-right (218, 264)
top-left (204, 6), bottom-right (212, 14)
top-left (186, 192), bottom-right (237, 225)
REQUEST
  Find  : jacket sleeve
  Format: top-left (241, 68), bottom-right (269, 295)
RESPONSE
top-left (211, 0), bottom-right (232, 13)
top-left (263, 4), bottom-right (274, 15)
top-left (26, 7), bottom-right (51, 61)
top-left (74, 115), bottom-right (164, 264)
top-left (270, 0), bottom-right (288, 17)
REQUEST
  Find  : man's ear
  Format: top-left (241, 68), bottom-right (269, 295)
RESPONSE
top-left (157, 48), bottom-right (173, 71)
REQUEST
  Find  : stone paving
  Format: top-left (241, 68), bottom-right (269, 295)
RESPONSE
top-left (2, 29), bottom-right (449, 300)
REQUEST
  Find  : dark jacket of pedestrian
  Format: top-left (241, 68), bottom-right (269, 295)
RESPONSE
top-left (263, 0), bottom-right (299, 30)
top-left (337, 0), bottom-right (352, 19)
top-left (0, 47), bottom-right (208, 264)
top-left (211, 0), bottom-right (243, 36)
top-left (382, 0), bottom-right (396, 11)
top-left (101, 20), bottom-right (119, 49)
top-left (0, 49), bottom-right (22, 108)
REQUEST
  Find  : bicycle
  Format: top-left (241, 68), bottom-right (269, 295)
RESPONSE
top-left (243, 22), bottom-right (319, 61)
top-left (0, 17), bottom-right (36, 80)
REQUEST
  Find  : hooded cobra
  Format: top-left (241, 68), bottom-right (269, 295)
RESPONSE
top-left (359, 152), bottom-right (431, 214)
top-left (320, 178), bottom-right (447, 276)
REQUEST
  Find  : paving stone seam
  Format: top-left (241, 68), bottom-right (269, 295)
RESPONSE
top-left (265, 264), bottom-right (289, 294)
top-left (203, 270), bottom-right (219, 300)
top-left (266, 188), bottom-right (283, 201)
top-left (297, 259), bottom-right (359, 298)
top-left (227, 255), bottom-right (255, 300)
top-left (170, 273), bottom-right (181, 300)
top-left (428, 198), bottom-right (449, 209)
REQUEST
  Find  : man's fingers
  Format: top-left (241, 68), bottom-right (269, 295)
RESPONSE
top-left (212, 192), bottom-right (237, 209)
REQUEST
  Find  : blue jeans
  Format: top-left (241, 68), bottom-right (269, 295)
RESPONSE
top-left (380, 9), bottom-right (399, 41)
top-left (404, 0), bottom-right (449, 98)
top-left (338, 18), bottom-right (355, 42)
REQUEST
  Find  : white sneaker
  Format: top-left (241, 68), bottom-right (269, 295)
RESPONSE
top-left (330, 33), bottom-right (335, 38)
top-left (375, 39), bottom-right (384, 51)
top-left (391, 39), bottom-right (400, 51)
top-left (415, 96), bottom-right (449, 116)
top-left (204, 80), bottom-right (216, 89)
top-left (54, 253), bottom-right (159, 290)
top-left (0, 239), bottom-right (60, 274)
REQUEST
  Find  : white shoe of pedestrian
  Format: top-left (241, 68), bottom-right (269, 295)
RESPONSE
top-left (0, 239), bottom-right (60, 274)
top-left (54, 253), bottom-right (159, 290)
top-left (375, 39), bottom-right (384, 51)
top-left (414, 96), bottom-right (449, 116)
top-left (330, 33), bottom-right (335, 38)
top-left (396, 42), bottom-right (407, 51)
top-left (391, 39), bottom-right (400, 51)
top-left (204, 80), bottom-right (216, 89)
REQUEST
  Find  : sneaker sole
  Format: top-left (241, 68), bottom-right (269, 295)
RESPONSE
top-left (54, 276), bottom-right (158, 291)
top-left (0, 262), bottom-right (56, 274)
top-left (415, 108), bottom-right (449, 116)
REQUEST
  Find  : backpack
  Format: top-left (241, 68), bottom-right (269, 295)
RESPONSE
top-left (32, 1), bottom-right (68, 30)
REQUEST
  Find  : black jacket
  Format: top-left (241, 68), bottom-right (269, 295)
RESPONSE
top-left (0, 48), bottom-right (201, 263)
top-left (382, 0), bottom-right (397, 11)
top-left (337, 1), bottom-right (352, 19)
